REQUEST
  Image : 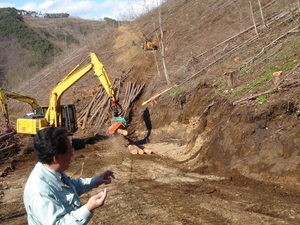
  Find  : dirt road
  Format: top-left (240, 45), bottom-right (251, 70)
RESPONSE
top-left (1, 134), bottom-right (300, 225)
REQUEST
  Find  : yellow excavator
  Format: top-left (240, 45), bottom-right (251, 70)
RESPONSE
top-left (0, 88), bottom-right (41, 133)
top-left (17, 53), bottom-right (120, 135)
top-left (142, 38), bottom-right (158, 50)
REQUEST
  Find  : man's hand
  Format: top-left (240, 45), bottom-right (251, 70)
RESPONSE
top-left (85, 188), bottom-right (107, 211)
top-left (95, 170), bottom-right (115, 186)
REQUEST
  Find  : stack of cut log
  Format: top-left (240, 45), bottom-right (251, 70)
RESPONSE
top-left (0, 132), bottom-right (19, 165)
top-left (76, 85), bottom-right (112, 130)
top-left (76, 81), bottom-right (145, 132)
top-left (128, 144), bottom-right (152, 155)
top-left (121, 82), bottom-right (145, 119)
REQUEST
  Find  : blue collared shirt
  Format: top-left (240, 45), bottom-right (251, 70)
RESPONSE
top-left (23, 162), bottom-right (97, 224)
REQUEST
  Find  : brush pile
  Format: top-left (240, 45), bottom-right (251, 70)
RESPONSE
top-left (0, 132), bottom-right (20, 177)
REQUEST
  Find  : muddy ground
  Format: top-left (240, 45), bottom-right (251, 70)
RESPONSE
top-left (1, 129), bottom-right (300, 225)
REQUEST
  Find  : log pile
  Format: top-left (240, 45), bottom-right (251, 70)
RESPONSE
top-left (76, 85), bottom-right (112, 130)
top-left (0, 132), bottom-right (19, 164)
top-left (121, 82), bottom-right (145, 119)
top-left (77, 81), bottom-right (145, 132)
top-left (128, 144), bottom-right (152, 155)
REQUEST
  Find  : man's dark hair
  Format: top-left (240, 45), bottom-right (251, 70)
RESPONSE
top-left (34, 127), bottom-right (69, 164)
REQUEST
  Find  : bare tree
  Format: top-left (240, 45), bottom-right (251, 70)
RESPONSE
top-left (257, 0), bottom-right (268, 28)
top-left (141, 0), bottom-right (170, 84)
top-left (156, 3), bottom-right (170, 84)
top-left (249, 0), bottom-right (259, 37)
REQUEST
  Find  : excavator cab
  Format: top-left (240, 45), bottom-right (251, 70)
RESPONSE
top-left (60, 104), bottom-right (77, 134)
top-left (142, 38), bottom-right (158, 50)
top-left (36, 106), bottom-right (48, 116)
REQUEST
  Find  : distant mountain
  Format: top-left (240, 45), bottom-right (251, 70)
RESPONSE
top-left (0, 8), bottom-right (59, 87)
top-left (0, 7), bottom-right (116, 88)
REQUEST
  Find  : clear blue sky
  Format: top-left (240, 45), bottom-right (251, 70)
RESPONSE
top-left (0, 0), bottom-right (160, 20)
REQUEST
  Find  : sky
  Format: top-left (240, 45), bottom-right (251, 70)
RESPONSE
top-left (0, 0), bottom-right (161, 20)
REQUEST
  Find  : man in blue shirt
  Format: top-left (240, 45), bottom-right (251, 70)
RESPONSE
top-left (23, 127), bottom-right (115, 224)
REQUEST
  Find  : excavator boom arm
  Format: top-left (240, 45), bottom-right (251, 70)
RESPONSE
top-left (0, 88), bottom-right (8, 120)
top-left (45, 53), bottom-right (117, 127)
top-left (90, 53), bottom-right (116, 102)
top-left (0, 88), bottom-right (40, 112)
top-left (6, 92), bottom-right (40, 111)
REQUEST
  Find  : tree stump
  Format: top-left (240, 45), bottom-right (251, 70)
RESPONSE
top-left (224, 71), bottom-right (235, 89)
top-left (273, 71), bottom-right (283, 85)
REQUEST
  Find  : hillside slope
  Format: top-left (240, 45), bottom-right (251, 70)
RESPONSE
top-left (105, 0), bottom-right (300, 184)
top-left (4, 0), bottom-right (300, 184)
